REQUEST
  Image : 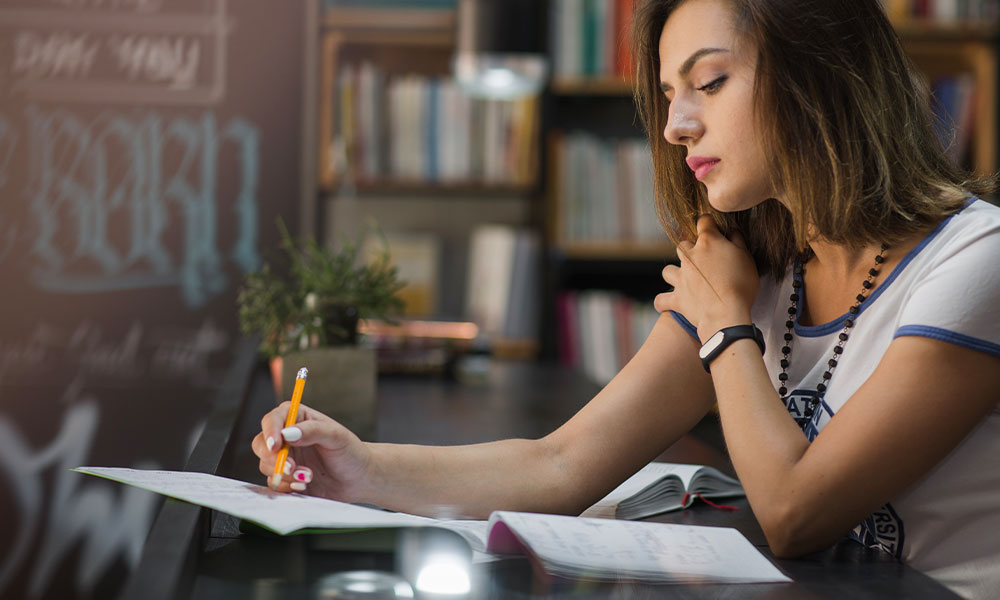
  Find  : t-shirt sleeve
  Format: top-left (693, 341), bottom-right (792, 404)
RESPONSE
top-left (894, 223), bottom-right (1000, 359)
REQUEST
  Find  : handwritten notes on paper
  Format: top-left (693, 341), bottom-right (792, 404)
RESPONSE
top-left (486, 511), bottom-right (791, 584)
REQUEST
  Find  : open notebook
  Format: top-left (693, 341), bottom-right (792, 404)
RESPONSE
top-left (74, 466), bottom-right (787, 584)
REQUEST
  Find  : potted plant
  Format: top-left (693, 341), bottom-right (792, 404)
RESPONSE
top-left (238, 221), bottom-right (405, 439)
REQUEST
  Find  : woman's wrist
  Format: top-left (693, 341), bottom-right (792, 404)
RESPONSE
top-left (348, 441), bottom-right (384, 505)
top-left (699, 311), bottom-right (754, 345)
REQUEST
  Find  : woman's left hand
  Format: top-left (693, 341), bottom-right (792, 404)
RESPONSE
top-left (654, 215), bottom-right (760, 342)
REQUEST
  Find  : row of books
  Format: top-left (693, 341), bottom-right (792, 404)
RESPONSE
top-left (931, 74), bottom-right (977, 167)
top-left (466, 225), bottom-right (541, 344)
top-left (553, 133), bottom-right (666, 245)
top-left (550, 0), bottom-right (634, 80)
top-left (330, 62), bottom-right (539, 187)
top-left (883, 0), bottom-right (1000, 20)
top-left (557, 290), bottom-right (660, 385)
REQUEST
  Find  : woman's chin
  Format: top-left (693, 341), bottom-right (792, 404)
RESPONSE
top-left (706, 189), bottom-right (768, 214)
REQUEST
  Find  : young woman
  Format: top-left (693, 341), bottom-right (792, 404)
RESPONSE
top-left (253, 1), bottom-right (1000, 597)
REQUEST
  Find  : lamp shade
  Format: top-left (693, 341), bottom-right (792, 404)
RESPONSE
top-left (454, 0), bottom-right (549, 99)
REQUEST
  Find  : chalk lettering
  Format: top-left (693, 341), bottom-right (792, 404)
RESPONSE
top-left (0, 387), bottom-right (161, 598)
top-left (12, 31), bottom-right (100, 81)
top-left (22, 107), bottom-right (260, 307)
top-left (47, 0), bottom-right (165, 12)
top-left (150, 319), bottom-right (228, 385)
top-left (107, 35), bottom-right (201, 89)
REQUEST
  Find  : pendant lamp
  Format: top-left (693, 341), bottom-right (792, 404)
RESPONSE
top-left (453, 0), bottom-right (549, 99)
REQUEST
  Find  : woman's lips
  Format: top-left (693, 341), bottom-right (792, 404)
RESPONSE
top-left (686, 157), bottom-right (721, 181)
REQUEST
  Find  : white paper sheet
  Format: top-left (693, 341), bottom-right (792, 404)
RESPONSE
top-left (489, 511), bottom-right (791, 584)
top-left (74, 467), bottom-right (439, 534)
top-left (75, 466), bottom-right (495, 554)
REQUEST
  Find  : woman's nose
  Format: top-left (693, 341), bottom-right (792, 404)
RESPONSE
top-left (664, 105), bottom-right (704, 146)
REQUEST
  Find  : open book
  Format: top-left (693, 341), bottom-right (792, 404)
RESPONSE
top-left (582, 462), bottom-right (744, 520)
top-left (74, 466), bottom-right (787, 585)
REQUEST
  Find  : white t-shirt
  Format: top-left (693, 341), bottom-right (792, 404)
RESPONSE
top-left (672, 199), bottom-right (1000, 599)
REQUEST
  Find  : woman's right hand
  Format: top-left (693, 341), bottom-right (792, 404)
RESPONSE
top-left (251, 401), bottom-right (373, 501)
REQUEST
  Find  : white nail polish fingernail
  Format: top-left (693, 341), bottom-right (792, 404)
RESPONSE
top-left (281, 426), bottom-right (302, 442)
top-left (283, 462), bottom-right (292, 475)
top-left (290, 482), bottom-right (307, 492)
top-left (266, 437), bottom-right (275, 451)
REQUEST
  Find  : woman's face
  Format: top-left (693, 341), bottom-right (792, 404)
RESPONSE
top-left (659, 0), bottom-right (775, 212)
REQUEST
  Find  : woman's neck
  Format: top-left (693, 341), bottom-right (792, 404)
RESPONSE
top-left (797, 231), bottom-right (927, 327)
top-left (804, 239), bottom-right (881, 281)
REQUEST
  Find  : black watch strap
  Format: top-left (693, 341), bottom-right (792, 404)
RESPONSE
top-left (698, 324), bottom-right (765, 372)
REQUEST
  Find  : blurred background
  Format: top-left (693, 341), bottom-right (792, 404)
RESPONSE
top-left (0, 0), bottom-right (994, 598)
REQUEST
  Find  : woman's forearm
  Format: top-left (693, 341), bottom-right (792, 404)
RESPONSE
top-left (358, 436), bottom-right (576, 519)
top-left (708, 338), bottom-right (826, 555)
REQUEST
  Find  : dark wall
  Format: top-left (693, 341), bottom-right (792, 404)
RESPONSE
top-left (0, 1), bottom-right (304, 598)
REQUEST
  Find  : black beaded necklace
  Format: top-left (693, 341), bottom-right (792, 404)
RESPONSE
top-left (777, 243), bottom-right (889, 424)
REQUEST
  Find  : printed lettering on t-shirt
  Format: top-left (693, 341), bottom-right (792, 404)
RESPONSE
top-left (780, 389), bottom-right (832, 441)
top-left (851, 503), bottom-right (905, 559)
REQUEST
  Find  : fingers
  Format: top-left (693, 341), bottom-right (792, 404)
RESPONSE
top-left (661, 264), bottom-right (680, 286)
top-left (653, 292), bottom-right (675, 313)
top-left (260, 401), bottom-right (293, 453)
top-left (280, 418), bottom-right (350, 452)
top-left (675, 240), bottom-right (694, 260)
top-left (695, 214), bottom-right (719, 238)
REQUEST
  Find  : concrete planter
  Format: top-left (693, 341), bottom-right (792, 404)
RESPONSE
top-left (270, 347), bottom-right (377, 441)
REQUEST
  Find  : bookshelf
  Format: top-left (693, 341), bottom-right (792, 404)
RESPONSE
top-left (541, 1), bottom-right (999, 382)
top-left (316, 3), bottom-right (545, 352)
top-left (897, 25), bottom-right (997, 175)
top-left (318, 6), bottom-right (540, 194)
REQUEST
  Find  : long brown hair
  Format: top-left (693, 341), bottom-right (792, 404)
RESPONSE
top-left (632, 0), bottom-right (994, 278)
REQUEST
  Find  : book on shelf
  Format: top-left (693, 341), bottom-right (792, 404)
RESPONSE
top-left (331, 62), bottom-right (539, 188)
top-left (558, 290), bottom-right (660, 385)
top-left (552, 132), bottom-right (665, 246)
top-left (465, 225), bottom-right (541, 345)
top-left (75, 466), bottom-right (788, 585)
top-left (551, 0), bottom-right (634, 80)
top-left (364, 232), bottom-right (441, 318)
top-left (582, 462), bottom-right (744, 520)
top-left (930, 74), bottom-right (977, 167)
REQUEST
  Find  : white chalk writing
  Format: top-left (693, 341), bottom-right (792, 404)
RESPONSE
top-left (20, 107), bottom-right (260, 307)
top-left (0, 386), bottom-right (161, 598)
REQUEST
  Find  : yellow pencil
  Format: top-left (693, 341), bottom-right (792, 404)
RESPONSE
top-left (271, 367), bottom-right (308, 490)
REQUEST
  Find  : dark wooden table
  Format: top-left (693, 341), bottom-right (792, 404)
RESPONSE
top-left (119, 355), bottom-right (960, 600)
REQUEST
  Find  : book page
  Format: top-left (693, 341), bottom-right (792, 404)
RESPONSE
top-left (488, 511), bottom-right (790, 584)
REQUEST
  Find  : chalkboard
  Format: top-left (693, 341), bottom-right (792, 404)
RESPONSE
top-left (0, 1), bottom-right (306, 598)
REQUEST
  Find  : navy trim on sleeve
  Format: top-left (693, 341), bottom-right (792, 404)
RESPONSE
top-left (895, 324), bottom-right (1000, 359)
top-left (669, 310), bottom-right (699, 341)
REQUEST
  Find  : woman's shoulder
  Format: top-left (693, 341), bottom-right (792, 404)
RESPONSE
top-left (910, 198), bottom-right (1000, 265)
top-left (942, 197), bottom-right (1000, 237)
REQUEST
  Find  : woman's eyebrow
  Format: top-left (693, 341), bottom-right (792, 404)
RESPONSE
top-left (660, 47), bottom-right (730, 92)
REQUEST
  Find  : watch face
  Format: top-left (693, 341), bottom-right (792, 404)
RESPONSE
top-left (699, 330), bottom-right (725, 359)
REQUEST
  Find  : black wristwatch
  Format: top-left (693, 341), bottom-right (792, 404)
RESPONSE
top-left (698, 324), bottom-right (765, 372)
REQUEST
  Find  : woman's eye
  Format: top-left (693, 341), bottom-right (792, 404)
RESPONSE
top-left (697, 75), bottom-right (728, 94)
